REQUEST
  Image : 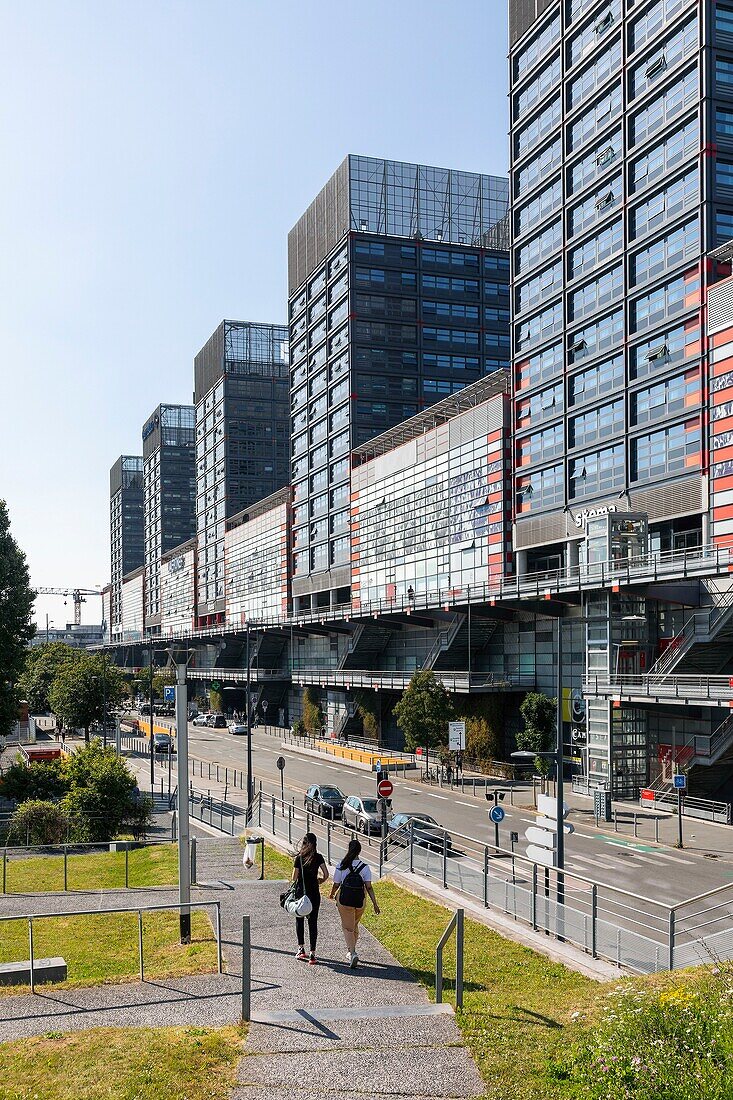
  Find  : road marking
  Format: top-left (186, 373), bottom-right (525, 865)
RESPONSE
top-left (599, 836), bottom-right (695, 864)
top-left (325, 765), bottom-right (340, 771)
top-left (423, 792), bottom-right (450, 801)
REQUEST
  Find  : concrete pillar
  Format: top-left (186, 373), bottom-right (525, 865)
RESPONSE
top-left (515, 549), bottom-right (528, 577)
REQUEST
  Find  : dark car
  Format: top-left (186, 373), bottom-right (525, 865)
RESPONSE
top-left (304, 784), bottom-right (346, 819)
top-left (207, 714), bottom-right (227, 729)
top-left (153, 733), bottom-right (173, 754)
top-left (387, 812), bottom-right (452, 851)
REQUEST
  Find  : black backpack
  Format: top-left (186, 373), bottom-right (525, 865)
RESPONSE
top-left (338, 860), bottom-right (366, 907)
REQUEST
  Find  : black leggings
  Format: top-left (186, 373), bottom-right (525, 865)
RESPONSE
top-left (296, 893), bottom-right (321, 952)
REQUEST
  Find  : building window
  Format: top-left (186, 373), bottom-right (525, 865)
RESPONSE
top-left (568, 220), bottom-right (622, 277)
top-left (569, 444), bottom-right (624, 499)
top-left (632, 369), bottom-right (700, 425)
top-left (516, 138), bottom-right (562, 197)
top-left (568, 83), bottom-right (622, 153)
top-left (632, 69), bottom-right (697, 146)
top-left (568, 266), bottom-right (623, 321)
top-left (569, 399), bottom-right (624, 448)
top-left (516, 463), bottom-right (563, 512)
top-left (630, 219), bottom-right (699, 285)
top-left (516, 422), bottom-right (564, 466)
top-left (632, 419), bottom-right (701, 480)
top-left (629, 19), bottom-right (697, 102)
top-left (631, 167), bottom-right (698, 238)
top-left (630, 117), bottom-right (697, 193)
top-left (568, 129), bottom-right (621, 195)
top-left (569, 39), bottom-right (622, 110)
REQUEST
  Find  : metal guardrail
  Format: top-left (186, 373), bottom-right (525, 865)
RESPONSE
top-left (1, 839), bottom-right (177, 894)
top-left (436, 907), bottom-right (464, 1009)
top-left (584, 673), bottom-right (733, 704)
top-left (0, 898), bottom-right (222, 993)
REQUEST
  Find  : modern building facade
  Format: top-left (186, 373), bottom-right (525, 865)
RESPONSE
top-left (225, 487), bottom-right (291, 625)
top-left (109, 455), bottom-right (144, 642)
top-left (193, 320), bottom-right (290, 627)
top-left (120, 566), bottom-right (145, 642)
top-left (142, 404), bottom-right (196, 633)
top-left (287, 155), bottom-right (511, 614)
top-left (508, 0), bottom-right (733, 796)
top-left (160, 538), bottom-right (197, 637)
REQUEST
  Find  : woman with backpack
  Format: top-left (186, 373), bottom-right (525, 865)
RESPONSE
top-left (291, 832), bottom-right (329, 964)
top-left (330, 838), bottom-right (380, 969)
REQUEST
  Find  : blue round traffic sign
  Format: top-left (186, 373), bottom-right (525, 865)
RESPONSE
top-left (489, 805), bottom-right (505, 824)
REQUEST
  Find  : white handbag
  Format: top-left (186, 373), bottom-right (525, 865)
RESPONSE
top-left (284, 855), bottom-right (313, 916)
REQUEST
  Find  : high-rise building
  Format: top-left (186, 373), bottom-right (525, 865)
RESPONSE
top-left (193, 320), bottom-right (290, 627)
top-left (141, 403), bottom-right (196, 633)
top-left (508, 0), bottom-right (733, 795)
top-left (109, 455), bottom-right (144, 642)
top-left (287, 154), bottom-right (510, 613)
top-left (509, 0), bottom-right (733, 571)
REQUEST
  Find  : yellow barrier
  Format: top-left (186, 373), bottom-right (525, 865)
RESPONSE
top-left (314, 740), bottom-right (402, 768)
top-left (137, 719), bottom-right (176, 740)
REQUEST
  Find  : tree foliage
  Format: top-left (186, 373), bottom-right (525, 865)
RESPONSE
top-left (517, 691), bottom-right (556, 775)
top-left (464, 716), bottom-right (501, 767)
top-left (7, 800), bottom-right (70, 846)
top-left (393, 671), bottom-right (455, 752)
top-left (302, 686), bottom-right (323, 735)
top-left (354, 690), bottom-right (380, 740)
top-left (0, 758), bottom-right (68, 803)
top-left (48, 654), bottom-right (125, 741)
top-left (0, 500), bottom-right (36, 735)
top-left (59, 741), bottom-right (139, 842)
top-left (135, 668), bottom-right (174, 701)
top-left (17, 642), bottom-right (79, 714)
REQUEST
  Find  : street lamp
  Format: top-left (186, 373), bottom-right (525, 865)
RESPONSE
top-left (165, 646), bottom-right (194, 944)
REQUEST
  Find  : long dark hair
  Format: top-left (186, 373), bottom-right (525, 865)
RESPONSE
top-left (299, 832), bottom-right (318, 866)
top-left (339, 838), bottom-right (362, 871)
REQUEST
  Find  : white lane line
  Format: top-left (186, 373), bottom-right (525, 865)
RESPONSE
top-left (567, 851), bottom-right (629, 871)
top-left (325, 765), bottom-right (340, 771)
top-left (423, 792), bottom-right (450, 801)
top-left (605, 844), bottom-right (695, 866)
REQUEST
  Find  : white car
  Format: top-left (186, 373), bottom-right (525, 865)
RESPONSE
top-left (228, 721), bottom-right (247, 735)
top-left (192, 713), bottom-right (210, 727)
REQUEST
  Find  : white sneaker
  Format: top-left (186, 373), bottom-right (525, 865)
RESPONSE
top-left (350, 952), bottom-right (359, 969)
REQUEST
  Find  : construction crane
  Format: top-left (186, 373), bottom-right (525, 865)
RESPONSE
top-left (36, 587), bottom-right (102, 626)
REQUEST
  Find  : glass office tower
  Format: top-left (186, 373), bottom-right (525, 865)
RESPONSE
top-left (509, 0), bottom-right (733, 795)
top-left (142, 404), bottom-right (196, 632)
top-left (287, 155), bottom-right (510, 612)
top-left (509, 0), bottom-right (733, 573)
top-left (109, 455), bottom-right (144, 642)
top-left (193, 320), bottom-right (289, 626)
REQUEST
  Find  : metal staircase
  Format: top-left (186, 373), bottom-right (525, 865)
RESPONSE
top-left (421, 614), bottom-right (465, 671)
top-left (339, 623), bottom-right (395, 670)
top-left (645, 585), bottom-right (733, 683)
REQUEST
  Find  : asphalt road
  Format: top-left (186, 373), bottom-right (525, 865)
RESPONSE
top-left (158, 719), bottom-right (733, 909)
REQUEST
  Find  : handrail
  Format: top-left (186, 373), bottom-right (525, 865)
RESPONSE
top-left (436, 908), bottom-right (464, 1009)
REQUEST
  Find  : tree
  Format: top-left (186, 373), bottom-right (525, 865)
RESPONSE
top-left (7, 800), bottom-right (70, 846)
top-left (0, 500), bottom-right (36, 735)
top-left (48, 654), bottom-right (125, 742)
top-left (60, 740), bottom-right (138, 841)
top-left (209, 688), bottom-right (223, 713)
top-left (17, 642), bottom-right (80, 714)
top-left (302, 687), bottom-right (323, 735)
top-left (135, 668), bottom-right (173, 701)
top-left (393, 671), bottom-right (454, 753)
top-left (464, 716), bottom-right (500, 767)
top-left (517, 691), bottom-right (556, 776)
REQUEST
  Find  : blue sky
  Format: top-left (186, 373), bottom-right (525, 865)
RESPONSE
top-left (0, 0), bottom-right (509, 627)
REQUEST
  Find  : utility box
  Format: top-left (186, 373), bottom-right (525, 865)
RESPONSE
top-left (594, 788), bottom-right (612, 823)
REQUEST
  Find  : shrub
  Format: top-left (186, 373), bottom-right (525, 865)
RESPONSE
top-left (7, 800), bottom-right (70, 846)
top-left (0, 759), bottom-right (68, 803)
top-left (302, 687), bottom-right (323, 735)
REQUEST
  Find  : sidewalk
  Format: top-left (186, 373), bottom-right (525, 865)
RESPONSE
top-left (0, 881), bottom-right (485, 1099)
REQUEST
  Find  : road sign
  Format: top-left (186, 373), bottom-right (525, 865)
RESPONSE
top-left (448, 721), bottom-right (466, 751)
top-left (210, 681), bottom-right (221, 692)
top-left (276, 756), bottom-right (285, 771)
top-left (673, 773), bottom-right (687, 790)
top-left (164, 686), bottom-right (175, 702)
top-left (377, 778), bottom-right (394, 798)
top-left (537, 793), bottom-right (570, 819)
top-left (489, 805), bottom-right (505, 824)
top-left (526, 844), bottom-right (556, 868)
top-left (536, 816), bottom-right (574, 834)
top-left (374, 759), bottom-right (382, 772)
top-left (525, 826), bottom-right (556, 849)
top-left (262, 699), bottom-right (269, 712)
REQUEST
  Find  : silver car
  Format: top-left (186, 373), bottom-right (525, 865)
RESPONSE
top-left (342, 795), bottom-right (391, 835)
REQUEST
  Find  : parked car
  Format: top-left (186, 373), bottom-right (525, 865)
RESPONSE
top-left (342, 795), bottom-right (392, 834)
top-left (387, 812), bottom-right (452, 851)
top-left (304, 784), bottom-right (346, 819)
top-left (192, 713), bottom-right (210, 727)
top-left (153, 733), bottom-right (173, 755)
top-left (207, 713), bottom-right (227, 729)
top-left (228, 721), bottom-right (247, 735)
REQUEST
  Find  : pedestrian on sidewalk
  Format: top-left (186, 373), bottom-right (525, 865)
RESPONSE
top-left (455, 752), bottom-right (463, 776)
top-left (292, 832), bottom-right (329, 965)
top-left (330, 838), bottom-right (380, 969)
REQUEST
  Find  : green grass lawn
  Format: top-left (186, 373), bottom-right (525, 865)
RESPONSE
top-left (0, 1025), bottom-right (244, 1100)
top-left (2, 843), bottom-right (179, 894)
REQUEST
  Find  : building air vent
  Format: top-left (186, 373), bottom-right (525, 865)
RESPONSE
top-left (708, 278), bottom-right (733, 335)
top-left (629, 476), bottom-right (703, 522)
top-left (514, 511), bottom-right (569, 550)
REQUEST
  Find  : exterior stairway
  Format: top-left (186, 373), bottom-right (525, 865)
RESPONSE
top-left (421, 614), bottom-right (466, 671)
top-left (432, 616), bottom-right (500, 672)
top-left (645, 584), bottom-right (733, 683)
top-left (339, 623), bottom-right (395, 670)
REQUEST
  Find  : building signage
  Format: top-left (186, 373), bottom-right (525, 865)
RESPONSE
top-left (142, 414), bottom-right (160, 441)
top-left (572, 503), bottom-right (618, 529)
top-left (167, 555), bottom-right (186, 574)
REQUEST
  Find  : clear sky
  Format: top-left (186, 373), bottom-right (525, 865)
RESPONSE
top-left (0, 0), bottom-right (509, 628)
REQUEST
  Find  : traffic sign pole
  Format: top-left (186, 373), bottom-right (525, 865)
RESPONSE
top-left (377, 771), bottom-right (391, 841)
top-left (674, 773), bottom-right (686, 848)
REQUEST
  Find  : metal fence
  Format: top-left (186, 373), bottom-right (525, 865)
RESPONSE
top-left (0, 899), bottom-right (222, 993)
top-left (246, 790), bottom-right (733, 975)
top-left (1, 839), bottom-right (179, 894)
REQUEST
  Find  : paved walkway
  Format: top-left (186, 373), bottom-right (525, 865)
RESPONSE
top-left (0, 881), bottom-right (485, 1099)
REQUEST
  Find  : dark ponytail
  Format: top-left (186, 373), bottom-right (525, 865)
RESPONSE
top-left (339, 838), bottom-right (362, 871)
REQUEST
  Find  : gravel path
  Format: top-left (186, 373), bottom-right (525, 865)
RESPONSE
top-left (0, 878), bottom-right (485, 1098)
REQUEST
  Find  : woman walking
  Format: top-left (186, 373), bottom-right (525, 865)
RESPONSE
top-left (330, 839), bottom-right (380, 968)
top-left (292, 832), bottom-right (329, 964)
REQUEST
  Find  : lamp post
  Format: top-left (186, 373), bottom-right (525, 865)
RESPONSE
top-left (167, 647), bottom-right (194, 944)
top-left (149, 636), bottom-right (155, 789)
top-left (45, 616), bottom-right (54, 644)
top-left (246, 621), bottom-right (253, 816)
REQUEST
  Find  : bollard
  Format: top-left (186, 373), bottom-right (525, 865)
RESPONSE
top-left (633, 813), bottom-right (637, 838)
top-left (655, 817), bottom-right (660, 843)
top-left (442, 831), bottom-right (448, 889)
top-left (125, 845), bottom-right (129, 889)
top-left (216, 904), bottom-right (223, 974)
top-left (138, 910), bottom-right (144, 981)
top-left (64, 845), bottom-right (68, 891)
top-left (271, 797), bottom-right (276, 835)
top-left (28, 919), bottom-right (35, 994)
top-left (241, 916), bottom-right (251, 1022)
top-left (483, 846), bottom-right (489, 908)
top-left (591, 884), bottom-right (598, 959)
top-left (288, 804), bottom-right (293, 845)
top-left (614, 808), bottom-right (618, 832)
top-left (327, 820), bottom-right (331, 864)
top-left (190, 837), bottom-right (197, 885)
top-left (2, 849), bottom-right (5, 895)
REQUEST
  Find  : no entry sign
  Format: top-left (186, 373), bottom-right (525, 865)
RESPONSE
top-left (377, 778), bottom-right (393, 798)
